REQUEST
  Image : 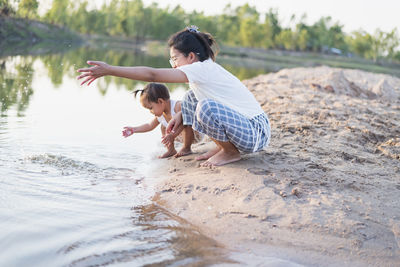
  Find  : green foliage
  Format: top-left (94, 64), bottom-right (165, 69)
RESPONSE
top-left (44, 0), bottom-right (70, 26)
top-left (216, 5), bottom-right (240, 46)
top-left (348, 29), bottom-right (400, 61)
top-left (296, 29), bottom-right (309, 51)
top-left (394, 51), bottom-right (400, 62)
top-left (378, 29), bottom-right (399, 59)
top-left (0, 0), bottom-right (15, 16)
top-left (262, 8), bottom-right (281, 48)
top-left (0, 58), bottom-right (34, 114)
top-left (17, 0), bottom-right (38, 19)
top-left (275, 30), bottom-right (294, 50)
top-left (347, 31), bottom-right (374, 59)
top-left (5, 0), bottom-right (400, 61)
top-left (236, 4), bottom-right (263, 47)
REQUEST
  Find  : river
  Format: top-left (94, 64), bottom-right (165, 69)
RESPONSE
top-left (0, 46), bottom-right (266, 266)
top-left (0, 44), bottom-right (310, 266)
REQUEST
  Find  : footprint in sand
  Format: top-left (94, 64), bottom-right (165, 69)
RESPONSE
top-left (247, 167), bottom-right (271, 175)
top-left (244, 186), bottom-right (265, 202)
top-left (180, 158), bottom-right (194, 162)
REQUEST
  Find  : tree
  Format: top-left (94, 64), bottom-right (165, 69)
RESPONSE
top-left (187, 11), bottom-right (218, 42)
top-left (370, 29), bottom-right (387, 61)
top-left (328, 23), bottom-right (348, 52)
top-left (0, 0), bottom-right (15, 16)
top-left (275, 29), bottom-right (294, 50)
top-left (236, 4), bottom-right (263, 47)
top-left (17, 0), bottom-right (39, 19)
top-left (7, 0), bottom-right (396, 62)
top-left (262, 8), bottom-right (281, 48)
top-left (44, 0), bottom-right (70, 26)
top-left (347, 30), bottom-right (373, 58)
top-left (68, 1), bottom-right (88, 33)
top-left (296, 29), bottom-right (309, 51)
top-left (394, 51), bottom-right (400, 62)
top-left (101, 0), bottom-right (119, 36)
top-left (148, 3), bottom-right (178, 40)
top-left (216, 4), bottom-right (240, 46)
top-left (128, 0), bottom-right (148, 42)
top-left (381, 28), bottom-right (399, 59)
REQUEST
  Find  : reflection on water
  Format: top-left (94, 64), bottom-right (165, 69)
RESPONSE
top-left (0, 46), bottom-right (268, 115)
top-left (0, 57), bottom-right (34, 114)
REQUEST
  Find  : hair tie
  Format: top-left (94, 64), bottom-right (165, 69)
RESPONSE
top-left (133, 88), bottom-right (145, 97)
top-left (186, 25), bottom-right (199, 33)
top-left (133, 89), bottom-right (145, 94)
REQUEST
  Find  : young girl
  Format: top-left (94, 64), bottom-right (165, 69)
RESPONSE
top-left (122, 82), bottom-right (201, 158)
top-left (77, 25), bottom-right (271, 166)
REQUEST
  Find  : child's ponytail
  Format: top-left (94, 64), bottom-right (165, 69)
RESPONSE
top-left (133, 83), bottom-right (170, 102)
top-left (168, 25), bottom-right (219, 62)
top-left (133, 89), bottom-right (145, 98)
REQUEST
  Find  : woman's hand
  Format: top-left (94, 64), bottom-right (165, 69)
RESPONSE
top-left (122, 127), bottom-right (135, 138)
top-left (166, 111), bottom-right (182, 134)
top-left (161, 133), bottom-right (174, 148)
top-left (77, 61), bottom-right (111, 86)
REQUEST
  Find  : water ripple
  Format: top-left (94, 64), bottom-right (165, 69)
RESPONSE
top-left (63, 204), bottom-right (233, 267)
top-left (24, 153), bottom-right (138, 180)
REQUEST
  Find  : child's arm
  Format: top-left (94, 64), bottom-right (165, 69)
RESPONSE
top-left (122, 118), bottom-right (159, 138)
top-left (77, 61), bottom-right (188, 85)
top-left (161, 109), bottom-right (184, 147)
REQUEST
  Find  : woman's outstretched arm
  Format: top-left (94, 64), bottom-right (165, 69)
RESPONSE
top-left (77, 61), bottom-right (188, 85)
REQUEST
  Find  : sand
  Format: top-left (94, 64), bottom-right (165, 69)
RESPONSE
top-left (152, 66), bottom-right (400, 266)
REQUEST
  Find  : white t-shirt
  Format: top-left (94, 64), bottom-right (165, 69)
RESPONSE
top-left (156, 99), bottom-right (177, 127)
top-left (178, 59), bottom-right (264, 118)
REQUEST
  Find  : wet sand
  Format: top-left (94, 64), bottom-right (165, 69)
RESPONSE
top-left (153, 66), bottom-right (400, 266)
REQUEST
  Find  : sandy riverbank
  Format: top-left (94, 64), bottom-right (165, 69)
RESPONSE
top-left (152, 66), bottom-right (400, 266)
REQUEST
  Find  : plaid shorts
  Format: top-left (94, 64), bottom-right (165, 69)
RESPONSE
top-left (181, 90), bottom-right (271, 152)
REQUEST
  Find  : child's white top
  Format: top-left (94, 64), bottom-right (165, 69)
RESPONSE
top-left (178, 58), bottom-right (264, 118)
top-left (157, 99), bottom-right (177, 127)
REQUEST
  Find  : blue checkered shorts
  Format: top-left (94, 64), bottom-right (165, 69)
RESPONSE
top-left (181, 90), bottom-right (271, 152)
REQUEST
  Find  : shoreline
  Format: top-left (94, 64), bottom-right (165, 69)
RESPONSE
top-left (152, 66), bottom-right (400, 266)
top-left (0, 17), bottom-right (82, 57)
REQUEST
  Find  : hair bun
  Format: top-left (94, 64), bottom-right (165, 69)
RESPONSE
top-left (203, 33), bottom-right (214, 46)
top-left (168, 26), bottom-right (218, 61)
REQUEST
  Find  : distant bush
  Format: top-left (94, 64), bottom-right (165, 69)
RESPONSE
top-left (0, 0), bottom-right (15, 16)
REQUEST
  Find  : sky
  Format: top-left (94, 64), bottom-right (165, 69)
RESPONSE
top-left (39, 0), bottom-right (400, 34)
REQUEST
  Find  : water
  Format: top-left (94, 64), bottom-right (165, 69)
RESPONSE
top-left (0, 48), bottom-right (303, 266)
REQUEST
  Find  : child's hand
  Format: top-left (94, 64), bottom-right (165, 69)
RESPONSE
top-left (122, 127), bottom-right (134, 138)
top-left (161, 133), bottom-right (174, 148)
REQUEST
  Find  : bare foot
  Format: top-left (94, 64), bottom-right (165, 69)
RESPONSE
top-left (158, 148), bottom-right (177, 158)
top-left (200, 149), bottom-right (241, 166)
top-left (175, 147), bottom-right (192, 158)
top-left (195, 147), bottom-right (221, 161)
